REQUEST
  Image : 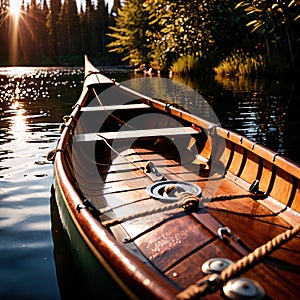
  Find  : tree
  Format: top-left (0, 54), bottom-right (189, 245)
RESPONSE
top-left (0, 0), bottom-right (113, 65)
top-left (40, 0), bottom-right (50, 59)
top-left (59, 0), bottom-right (80, 56)
top-left (47, 0), bottom-right (62, 56)
top-left (95, 0), bottom-right (109, 55)
top-left (144, 0), bottom-right (218, 69)
top-left (84, 0), bottom-right (94, 54)
top-left (108, 0), bottom-right (300, 75)
top-left (108, 0), bottom-right (151, 65)
top-left (19, 0), bottom-right (39, 64)
top-left (235, 0), bottom-right (300, 73)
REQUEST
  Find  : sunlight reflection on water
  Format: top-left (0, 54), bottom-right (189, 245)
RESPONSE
top-left (0, 66), bottom-right (83, 299)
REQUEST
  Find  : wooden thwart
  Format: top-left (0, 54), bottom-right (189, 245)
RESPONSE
top-left (80, 103), bottom-right (150, 112)
top-left (74, 126), bottom-right (198, 142)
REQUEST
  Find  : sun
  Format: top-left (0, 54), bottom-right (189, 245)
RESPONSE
top-left (9, 0), bottom-right (22, 19)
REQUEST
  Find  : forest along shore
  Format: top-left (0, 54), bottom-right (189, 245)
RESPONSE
top-left (1, 1), bottom-right (299, 79)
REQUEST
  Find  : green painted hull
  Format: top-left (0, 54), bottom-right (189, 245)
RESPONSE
top-left (52, 172), bottom-right (128, 299)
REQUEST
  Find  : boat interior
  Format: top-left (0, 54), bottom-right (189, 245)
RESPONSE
top-left (60, 83), bottom-right (300, 298)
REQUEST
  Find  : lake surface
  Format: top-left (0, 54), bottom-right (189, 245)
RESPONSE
top-left (0, 66), bottom-right (299, 299)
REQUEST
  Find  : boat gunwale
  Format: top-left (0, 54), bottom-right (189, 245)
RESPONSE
top-left (215, 126), bottom-right (300, 178)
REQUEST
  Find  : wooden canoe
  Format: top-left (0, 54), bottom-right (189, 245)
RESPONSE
top-left (50, 56), bottom-right (300, 299)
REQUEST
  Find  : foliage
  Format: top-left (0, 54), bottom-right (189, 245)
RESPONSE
top-left (108, 0), bottom-right (300, 76)
top-left (214, 51), bottom-right (265, 76)
top-left (236, 0), bottom-right (300, 35)
top-left (108, 0), bottom-right (258, 71)
top-left (146, 0), bottom-right (220, 70)
top-left (170, 55), bottom-right (198, 75)
top-left (1, 0), bottom-right (299, 74)
top-left (108, 0), bottom-right (226, 70)
top-left (235, 0), bottom-right (300, 73)
top-left (107, 0), bottom-right (151, 65)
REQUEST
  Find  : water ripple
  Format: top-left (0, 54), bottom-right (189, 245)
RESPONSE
top-left (0, 66), bottom-right (83, 299)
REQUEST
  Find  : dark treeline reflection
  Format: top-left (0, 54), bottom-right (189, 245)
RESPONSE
top-left (169, 74), bottom-right (300, 164)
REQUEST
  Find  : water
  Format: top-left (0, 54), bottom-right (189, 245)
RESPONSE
top-left (171, 74), bottom-right (300, 164)
top-left (0, 66), bottom-right (299, 299)
top-left (0, 67), bottom-right (82, 300)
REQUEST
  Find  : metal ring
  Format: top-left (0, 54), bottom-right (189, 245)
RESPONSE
top-left (146, 180), bottom-right (202, 202)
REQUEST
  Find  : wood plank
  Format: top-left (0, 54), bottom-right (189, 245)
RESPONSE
top-left (166, 239), bottom-right (300, 298)
top-left (165, 239), bottom-right (241, 289)
top-left (239, 150), bottom-right (260, 184)
top-left (74, 127), bottom-right (198, 142)
top-left (205, 195), bottom-right (300, 260)
top-left (269, 167), bottom-right (293, 206)
top-left (291, 181), bottom-right (300, 214)
top-left (134, 214), bottom-right (214, 272)
top-left (80, 103), bottom-right (150, 111)
top-left (227, 144), bottom-right (244, 176)
top-left (257, 159), bottom-right (273, 193)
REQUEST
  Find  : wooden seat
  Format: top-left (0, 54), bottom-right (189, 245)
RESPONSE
top-left (80, 103), bottom-right (150, 112)
top-left (74, 127), bottom-right (199, 142)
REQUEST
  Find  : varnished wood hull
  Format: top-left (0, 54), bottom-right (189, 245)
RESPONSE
top-left (52, 56), bottom-right (300, 299)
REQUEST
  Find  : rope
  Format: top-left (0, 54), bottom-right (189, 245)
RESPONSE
top-left (47, 139), bottom-right (62, 162)
top-left (176, 222), bottom-right (300, 299)
top-left (101, 192), bottom-right (254, 227)
top-left (92, 87), bottom-right (105, 107)
top-left (84, 70), bottom-right (102, 81)
top-left (221, 222), bottom-right (300, 281)
top-left (91, 87), bottom-right (134, 129)
top-left (101, 192), bottom-right (200, 227)
top-left (97, 134), bottom-right (148, 179)
top-left (47, 149), bottom-right (58, 162)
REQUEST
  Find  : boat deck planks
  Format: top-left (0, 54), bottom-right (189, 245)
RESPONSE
top-left (73, 133), bottom-right (300, 280)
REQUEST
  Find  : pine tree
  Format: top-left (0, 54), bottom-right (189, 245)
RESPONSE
top-left (85, 0), bottom-right (94, 54)
top-left (69, 0), bottom-right (80, 55)
top-left (93, 0), bottom-right (109, 55)
top-left (108, 0), bottom-right (151, 65)
top-left (79, 4), bottom-right (87, 54)
top-left (17, 0), bottom-right (26, 63)
top-left (20, 0), bottom-right (38, 64)
top-left (40, 0), bottom-right (49, 59)
top-left (48, 0), bottom-right (62, 56)
top-left (59, 0), bottom-right (80, 56)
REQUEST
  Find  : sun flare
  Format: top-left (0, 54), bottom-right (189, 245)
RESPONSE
top-left (9, 0), bottom-right (22, 19)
